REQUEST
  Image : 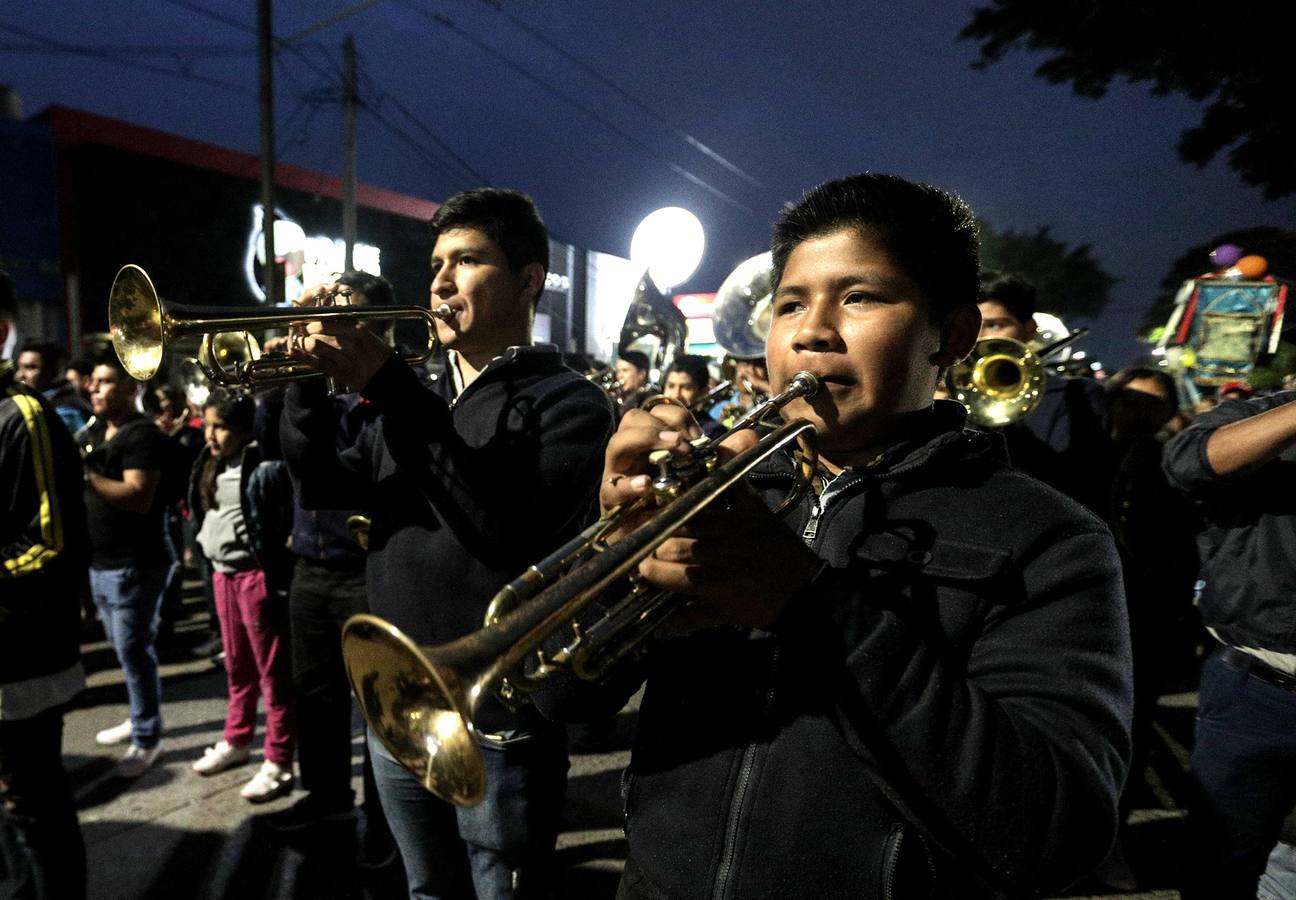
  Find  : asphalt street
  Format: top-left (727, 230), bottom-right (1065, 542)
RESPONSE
top-left (62, 578), bottom-right (1199, 899)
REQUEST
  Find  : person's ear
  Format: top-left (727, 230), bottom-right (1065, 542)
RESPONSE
top-left (519, 263), bottom-right (545, 308)
top-left (929, 304), bottom-right (981, 368)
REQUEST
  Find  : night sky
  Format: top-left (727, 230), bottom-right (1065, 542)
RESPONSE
top-left (5, 0), bottom-right (1295, 369)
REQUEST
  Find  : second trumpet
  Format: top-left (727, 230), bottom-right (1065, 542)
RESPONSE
top-left (108, 263), bottom-right (453, 387)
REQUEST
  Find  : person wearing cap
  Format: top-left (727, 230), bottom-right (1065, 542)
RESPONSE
top-left (1217, 380), bottom-right (1255, 403)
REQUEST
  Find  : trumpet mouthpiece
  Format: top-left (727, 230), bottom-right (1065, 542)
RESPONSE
top-left (790, 371), bottom-right (819, 399)
top-left (433, 304), bottom-right (455, 321)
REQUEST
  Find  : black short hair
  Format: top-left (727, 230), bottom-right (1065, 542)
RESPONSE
top-left (142, 382), bottom-right (185, 417)
top-left (66, 356), bottom-right (94, 377)
top-left (619, 349), bottom-right (650, 372)
top-left (667, 354), bottom-right (710, 390)
top-left (202, 388), bottom-right (256, 434)
top-left (17, 339), bottom-right (63, 371)
top-left (336, 270), bottom-right (395, 307)
top-left (978, 271), bottom-right (1037, 324)
top-left (429, 187), bottom-right (549, 291)
top-left (91, 348), bottom-right (131, 380)
top-left (770, 173), bottom-right (980, 322)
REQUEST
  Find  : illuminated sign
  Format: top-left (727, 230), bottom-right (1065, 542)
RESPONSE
top-left (244, 204), bottom-right (382, 305)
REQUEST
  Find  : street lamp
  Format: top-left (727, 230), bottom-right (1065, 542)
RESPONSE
top-left (630, 207), bottom-right (705, 292)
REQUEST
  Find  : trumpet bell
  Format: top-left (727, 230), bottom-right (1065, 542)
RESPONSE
top-left (109, 264), bottom-right (166, 381)
top-left (946, 336), bottom-right (1045, 427)
top-left (342, 614), bottom-right (486, 807)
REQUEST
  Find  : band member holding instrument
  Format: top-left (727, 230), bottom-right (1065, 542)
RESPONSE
top-left (1, 316), bottom-right (89, 900)
top-left (280, 188), bottom-right (614, 898)
top-left (977, 272), bottom-right (1110, 512)
top-left (662, 355), bottom-right (724, 438)
top-left (544, 173), bottom-right (1132, 898)
top-left (614, 349), bottom-right (652, 419)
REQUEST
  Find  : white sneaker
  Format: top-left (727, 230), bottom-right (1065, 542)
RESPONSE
top-left (96, 719), bottom-right (133, 746)
top-left (240, 761), bottom-right (294, 803)
top-left (192, 740), bottom-right (251, 776)
top-left (116, 743), bottom-right (162, 779)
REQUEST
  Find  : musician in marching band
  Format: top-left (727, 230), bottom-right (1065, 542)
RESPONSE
top-left (977, 272), bottom-right (1111, 513)
top-left (544, 173), bottom-right (1132, 898)
top-left (281, 188), bottom-right (614, 898)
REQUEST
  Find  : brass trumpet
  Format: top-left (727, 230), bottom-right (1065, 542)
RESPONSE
top-left (340, 371), bottom-right (821, 807)
top-left (109, 264), bottom-right (452, 386)
top-left (945, 328), bottom-right (1090, 427)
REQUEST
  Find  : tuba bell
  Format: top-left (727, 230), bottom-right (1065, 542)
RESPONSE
top-left (711, 251), bottom-right (774, 361)
top-left (617, 270), bottom-right (688, 388)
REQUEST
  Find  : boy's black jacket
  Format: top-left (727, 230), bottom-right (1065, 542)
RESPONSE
top-left (281, 347), bottom-right (614, 734)
top-left (542, 401), bottom-right (1132, 899)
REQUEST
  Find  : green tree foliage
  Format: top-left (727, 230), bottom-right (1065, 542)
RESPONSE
top-left (1249, 341), bottom-right (1296, 393)
top-left (961, 1), bottom-right (1296, 199)
top-left (978, 220), bottom-right (1116, 319)
top-left (1141, 226), bottom-right (1296, 333)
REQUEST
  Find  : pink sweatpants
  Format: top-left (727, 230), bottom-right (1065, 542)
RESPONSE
top-left (212, 569), bottom-right (295, 767)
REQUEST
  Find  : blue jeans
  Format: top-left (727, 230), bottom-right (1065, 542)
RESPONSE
top-left (1185, 650), bottom-right (1296, 899)
top-left (368, 729), bottom-right (568, 900)
top-left (90, 565), bottom-right (167, 748)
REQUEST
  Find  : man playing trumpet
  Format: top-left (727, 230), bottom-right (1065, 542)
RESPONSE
top-left (280, 188), bottom-right (614, 898)
top-left (551, 173), bottom-right (1133, 898)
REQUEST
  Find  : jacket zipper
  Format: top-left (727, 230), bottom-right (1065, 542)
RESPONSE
top-left (883, 825), bottom-right (904, 900)
top-left (801, 493), bottom-right (823, 543)
top-left (711, 646), bottom-right (780, 900)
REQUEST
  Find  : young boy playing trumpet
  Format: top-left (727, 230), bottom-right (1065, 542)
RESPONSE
top-left (548, 173), bottom-right (1133, 898)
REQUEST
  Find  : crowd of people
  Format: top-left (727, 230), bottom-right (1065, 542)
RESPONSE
top-left (1, 172), bottom-right (1294, 900)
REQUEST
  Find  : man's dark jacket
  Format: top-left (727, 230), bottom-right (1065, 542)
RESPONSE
top-left (280, 346), bottom-right (614, 734)
top-left (546, 402), bottom-right (1132, 899)
top-left (1, 363), bottom-right (89, 686)
top-left (1163, 391), bottom-right (1296, 652)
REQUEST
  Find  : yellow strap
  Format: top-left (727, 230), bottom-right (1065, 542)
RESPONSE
top-left (2, 389), bottom-right (65, 576)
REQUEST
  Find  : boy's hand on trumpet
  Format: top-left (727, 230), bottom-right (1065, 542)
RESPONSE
top-left (600, 404), bottom-right (820, 632)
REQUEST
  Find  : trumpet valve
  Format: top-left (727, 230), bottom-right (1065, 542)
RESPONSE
top-left (649, 450), bottom-right (683, 504)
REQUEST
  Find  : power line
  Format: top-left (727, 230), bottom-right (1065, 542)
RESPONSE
top-left (358, 67), bottom-right (491, 186)
top-left (488, 4), bottom-right (766, 191)
top-left (151, 1), bottom-right (480, 194)
top-left (0, 42), bottom-right (254, 57)
top-left (0, 20), bottom-right (253, 96)
top-left (282, 0), bottom-right (385, 46)
top-left (401, 2), bottom-right (758, 218)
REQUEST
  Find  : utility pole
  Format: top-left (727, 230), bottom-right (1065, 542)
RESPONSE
top-left (258, 0), bottom-right (279, 306)
top-left (342, 33), bottom-right (357, 272)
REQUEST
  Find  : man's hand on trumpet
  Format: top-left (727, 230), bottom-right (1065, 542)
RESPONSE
top-left (600, 404), bottom-right (821, 632)
top-left (284, 281), bottom-right (394, 392)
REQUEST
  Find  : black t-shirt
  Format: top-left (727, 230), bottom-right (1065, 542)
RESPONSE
top-left (82, 414), bottom-right (169, 568)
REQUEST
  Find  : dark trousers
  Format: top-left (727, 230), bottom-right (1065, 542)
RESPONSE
top-left (1185, 649), bottom-right (1296, 899)
top-left (0, 706), bottom-right (86, 900)
top-left (289, 557), bottom-right (370, 804)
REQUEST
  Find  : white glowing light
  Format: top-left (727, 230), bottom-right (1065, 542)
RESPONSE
top-left (630, 207), bottom-right (704, 291)
top-left (244, 205), bottom-right (383, 305)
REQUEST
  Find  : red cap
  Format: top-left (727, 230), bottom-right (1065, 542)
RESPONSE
top-left (1218, 380), bottom-right (1255, 398)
